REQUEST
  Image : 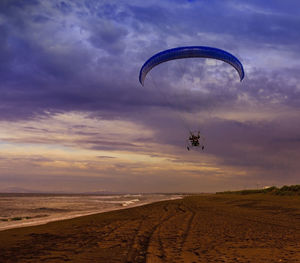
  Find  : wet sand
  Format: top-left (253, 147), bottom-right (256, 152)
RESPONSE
top-left (0, 194), bottom-right (299, 262)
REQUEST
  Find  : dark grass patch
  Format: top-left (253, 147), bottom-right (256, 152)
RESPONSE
top-left (217, 185), bottom-right (300, 196)
top-left (11, 217), bottom-right (23, 221)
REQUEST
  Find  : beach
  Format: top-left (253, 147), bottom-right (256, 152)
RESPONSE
top-left (0, 194), bottom-right (299, 262)
top-left (0, 194), bottom-right (182, 231)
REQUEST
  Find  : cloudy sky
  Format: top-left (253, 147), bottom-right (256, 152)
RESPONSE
top-left (0, 0), bottom-right (299, 193)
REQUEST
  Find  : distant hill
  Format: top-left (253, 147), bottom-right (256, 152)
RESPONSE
top-left (0, 187), bottom-right (124, 195)
top-left (0, 187), bottom-right (43, 194)
top-left (217, 185), bottom-right (300, 196)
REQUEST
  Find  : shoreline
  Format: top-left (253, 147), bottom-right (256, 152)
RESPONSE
top-left (0, 196), bottom-right (183, 232)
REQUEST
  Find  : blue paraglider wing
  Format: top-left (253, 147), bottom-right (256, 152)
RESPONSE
top-left (139, 46), bottom-right (244, 85)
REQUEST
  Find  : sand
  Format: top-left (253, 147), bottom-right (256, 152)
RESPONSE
top-left (0, 194), bottom-right (299, 262)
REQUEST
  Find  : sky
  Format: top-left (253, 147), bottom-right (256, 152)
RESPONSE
top-left (0, 0), bottom-right (299, 193)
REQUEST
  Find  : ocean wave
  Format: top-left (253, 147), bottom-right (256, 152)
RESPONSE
top-left (122, 199), bottom-right (140, 207)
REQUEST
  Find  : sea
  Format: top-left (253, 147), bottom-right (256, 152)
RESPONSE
top-left (0, 193), bottom-right (182, 231)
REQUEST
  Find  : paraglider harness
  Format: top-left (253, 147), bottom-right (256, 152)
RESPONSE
top-left (187, 131), bottom-right (204, 151)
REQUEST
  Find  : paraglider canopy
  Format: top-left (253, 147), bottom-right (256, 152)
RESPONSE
top-left (139, 46), bottom-right (244, 86)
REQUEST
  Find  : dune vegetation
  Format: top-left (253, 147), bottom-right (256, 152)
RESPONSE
top-left (217, 185), bottom-right (300, 196)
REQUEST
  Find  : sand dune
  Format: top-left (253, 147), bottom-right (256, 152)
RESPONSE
top-left (0, 194), bottom-right (299, 262)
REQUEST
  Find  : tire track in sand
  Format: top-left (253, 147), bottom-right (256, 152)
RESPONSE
top-left (125, 217), bottom-right (147, 263)
top-left (180, 205), bottom-right (196, 249)
top-left (145, 205), bottom-right (179, 263)
top-left (177, 205), bottom-right (199, 262)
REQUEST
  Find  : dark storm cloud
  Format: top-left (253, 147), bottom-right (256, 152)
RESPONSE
top-left (241, 0), bottom-right (300, 16)
top-left (0, 0), bottom-right (297, 119)
top-left (200, 117), bottom-right (300, 180)
top-left (0, 1), bottom-right (146, 120)
top-left (0, 0), bottom-right (39, 12)
top-left (0, 0), bottom-right (299, 122)
top-left (127, 0), bottom-right (300, 52)
top-left (88, 18), bottom-right (128, 54)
